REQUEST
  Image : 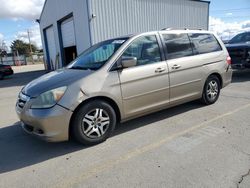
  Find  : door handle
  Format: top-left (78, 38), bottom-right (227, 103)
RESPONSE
top-left (155, 67), bottom-right (166, 73)
top-left (172, 64), bottom-right (181, 70)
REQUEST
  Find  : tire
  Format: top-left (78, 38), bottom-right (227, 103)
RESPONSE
top-left (201, 75), bottom-right (221, 105)
top-left (71, 100), bottom-right (117, 145)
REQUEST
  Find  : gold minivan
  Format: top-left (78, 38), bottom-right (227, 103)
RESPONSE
top-left (16, 30), bottom-right (232, 145)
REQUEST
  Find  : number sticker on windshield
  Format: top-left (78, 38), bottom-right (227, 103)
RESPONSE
top-left (112, 40), bottom-right (125, 44)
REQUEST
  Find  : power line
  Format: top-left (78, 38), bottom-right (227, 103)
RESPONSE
top-left (212, 11), bottom-right (250, 15)
top-left (27, 30), bottom-right (34, 64)
top-left (213, 15), bottom-right (250, 19)
top-left (211, 7), bottom-right (250, 12)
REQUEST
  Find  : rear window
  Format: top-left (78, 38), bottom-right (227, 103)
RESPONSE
top-left (163, 34), bottom-right (193, 60)
top-left (189, 33), bottom-right (222, 54)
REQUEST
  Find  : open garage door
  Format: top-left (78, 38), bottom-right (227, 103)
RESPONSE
top-left (45, 26), bottom-right (57, 70)
top-left (61, 17), bottom-right (77, 65)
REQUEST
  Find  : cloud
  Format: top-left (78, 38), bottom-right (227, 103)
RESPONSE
top-left (0, 0), bottom-right (45, 20)
top-left (225, 13), bottom-right (233, 16)
top-left (0, 33), bottom-right (3, 41)
top-left (242, 22), bottom-right (250, 29)
top-left (209, 16), bottom-right (250, 40)
top-left (15, 25), bottom-right (42, 49)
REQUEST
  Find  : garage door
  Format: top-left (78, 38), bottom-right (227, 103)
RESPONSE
top-left (61, 17), bottom-right (76, 48)
top-left (45, 26), bottom-right (57, 70)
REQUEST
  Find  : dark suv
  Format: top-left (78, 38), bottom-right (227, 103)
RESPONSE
top-left (0, 64), bottom-right (14, 79)
top-left (226, 32), bottom-right (250, 69)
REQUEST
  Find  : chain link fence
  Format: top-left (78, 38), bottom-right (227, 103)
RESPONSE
top-left (0, 53), bottom-right (44, 66)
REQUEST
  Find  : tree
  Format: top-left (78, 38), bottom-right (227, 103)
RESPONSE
top-left (10, 39), bottom-right (37, 55)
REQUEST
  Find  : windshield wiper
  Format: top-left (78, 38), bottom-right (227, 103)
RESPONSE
top-left (70, 66), bottom-right (92, 70)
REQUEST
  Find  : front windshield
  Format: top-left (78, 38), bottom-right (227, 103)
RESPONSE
top-left (67, 38), bottom-right (128, 70)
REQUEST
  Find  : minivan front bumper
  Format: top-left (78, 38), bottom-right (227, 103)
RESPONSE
top-left (16, 101), bottom-right (72, 142)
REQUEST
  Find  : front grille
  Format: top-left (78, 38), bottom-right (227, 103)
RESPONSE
top-left (17, 93), bottom-right (30, 109)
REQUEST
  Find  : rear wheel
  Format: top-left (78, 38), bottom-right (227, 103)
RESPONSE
top-left (71, 100), bottom-right (117, 145)
top-left (201, 75), bottom-right (221, 105)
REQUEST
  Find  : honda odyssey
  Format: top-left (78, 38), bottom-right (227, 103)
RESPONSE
top-left (16, 30), bottom-right (232, 145)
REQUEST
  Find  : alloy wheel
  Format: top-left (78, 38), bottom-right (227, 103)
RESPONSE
top-left (81, 108), bottom-right (110, 139)
top-left (206, 80), bottom-right (219, 101)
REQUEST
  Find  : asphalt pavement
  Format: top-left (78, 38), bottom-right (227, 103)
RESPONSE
top-left (0, 65), bottom-right (250, 188)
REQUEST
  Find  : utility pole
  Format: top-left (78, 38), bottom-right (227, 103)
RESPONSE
top-left (27, 30), bottom-right (34, 64)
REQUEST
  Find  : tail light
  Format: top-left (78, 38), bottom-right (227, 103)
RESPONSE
top-left (226, 56), bottom-right (231, 65)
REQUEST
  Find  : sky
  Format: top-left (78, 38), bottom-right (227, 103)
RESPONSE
top-left (209, 0), bottom-right (250, 40)
top-left (0, 0), bottom-right (45, 51)
top-left (0, 0), bottom-right (250, 51)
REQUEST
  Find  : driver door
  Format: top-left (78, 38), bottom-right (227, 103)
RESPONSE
top-left (118, 35), bottom-right (170, 118)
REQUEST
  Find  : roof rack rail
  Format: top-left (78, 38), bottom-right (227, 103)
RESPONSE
top-left (161, 27), bottom-right (173, 31)
top-left (162, 27), bottom-right (204, 31)
top-left (184, 28), bottom-right (203, 30)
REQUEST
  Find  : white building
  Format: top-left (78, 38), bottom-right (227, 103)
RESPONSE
top-left (39, 0), bottom-right (210, 70)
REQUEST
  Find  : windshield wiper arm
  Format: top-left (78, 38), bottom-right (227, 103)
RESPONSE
top-left (70, 66), bottom-right (91, 70)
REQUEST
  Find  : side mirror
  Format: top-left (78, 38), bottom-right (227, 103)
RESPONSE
top-left (121, 57), bottom-right (137, 68)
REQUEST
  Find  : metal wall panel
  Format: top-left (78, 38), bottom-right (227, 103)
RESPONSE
top-left (40, 0), bottom-right (90, 67)
top-left (89, 0), bottom-right (209, 44)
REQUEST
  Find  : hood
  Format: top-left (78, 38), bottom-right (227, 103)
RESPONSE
top-left (226, 43), bottom-right (250, 49)
top-left (23, 68), bottom-right (92, 97)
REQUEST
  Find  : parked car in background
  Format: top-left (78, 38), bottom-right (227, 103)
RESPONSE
top-left (226, 32), bottom-right (250, 69)
top-left (0, 64), bottom-right (14, 79)
top-left (16, 30), bottom-right (232, 145)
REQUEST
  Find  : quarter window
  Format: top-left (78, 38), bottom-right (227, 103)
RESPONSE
top-left (189, 33), bottom-right (222, 54)
top-left (122, 35), bottom-right (162, 66)
top-left (163, 34), bottom-right (193, 60)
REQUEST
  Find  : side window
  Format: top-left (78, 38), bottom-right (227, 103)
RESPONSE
top-left (229, 33), bottom-right (244, 44)
top-left (189, 33), bottom-right (222, 54)
top-left (245, 33), bottom-right (250, 42)
top-left (122, 35), bottom-right (162, 66)
top-left (163, 34), bottom-right (193, 60)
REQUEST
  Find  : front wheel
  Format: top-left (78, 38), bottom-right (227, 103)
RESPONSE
top-left (201, 75), bottom-right (221, 105)
top-left (71, 100), bottom-right (117, 145)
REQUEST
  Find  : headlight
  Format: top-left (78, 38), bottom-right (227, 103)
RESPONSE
top-left (30, 86), bottom-right (67, 109)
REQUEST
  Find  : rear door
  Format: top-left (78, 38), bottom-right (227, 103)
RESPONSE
top-left (118, 34), bottom-right (170, 118)
top-left (160, 32), bottom-right (204, 104)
